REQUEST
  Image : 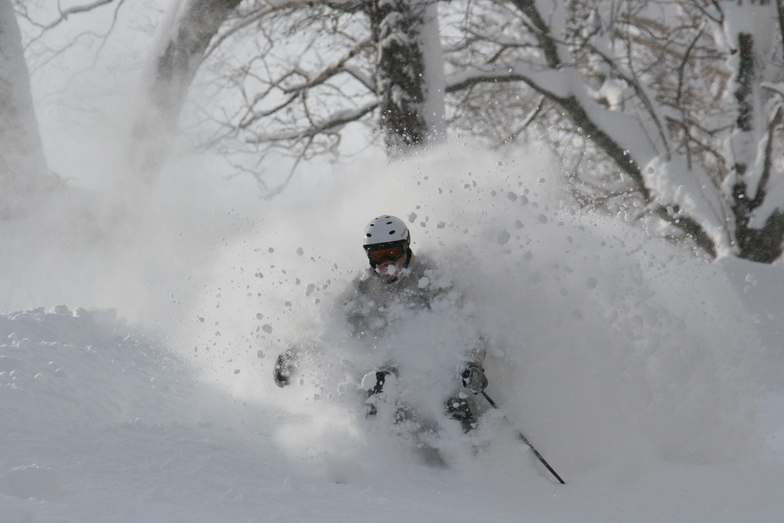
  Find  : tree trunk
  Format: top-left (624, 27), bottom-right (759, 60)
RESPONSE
top-left (130, 0), bottom-right (241, 177)
top-left (728, 29), bottom-right (784, 263)
top-left (0, 0), bottom-right (49, 217)
top-left (367, 0), bottom-right (445, 158)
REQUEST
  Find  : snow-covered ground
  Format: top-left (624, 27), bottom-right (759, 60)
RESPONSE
top-left (2, 145), bottom-right (784, 522)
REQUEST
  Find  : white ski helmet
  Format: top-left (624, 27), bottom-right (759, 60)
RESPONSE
top-left (363, 215), bottom-right (410, 247)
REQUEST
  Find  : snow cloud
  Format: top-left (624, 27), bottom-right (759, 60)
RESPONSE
top-left (168, 141), bottom-right (766, 475)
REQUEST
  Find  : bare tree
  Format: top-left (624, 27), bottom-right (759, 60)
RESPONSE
top-left (0, 0), bottom-right (50, 217)
top-left (130, 0), bottom-right (241, 176)
top-left (4, 0), bottom-right (135, 216)
top-left (132, 0), bottom-right (446, 184)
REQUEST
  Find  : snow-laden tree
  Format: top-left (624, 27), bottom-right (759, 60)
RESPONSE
top-left (132, 0), bottom-right (446, 182)
top-left (720, 4), bottom-right (784, 262)
top-left (0, 0), bottom-right (49, 218)
top-left (443, 0), bottom-right (784, 262)
top-left (122, 0), bottom-right (784, 262)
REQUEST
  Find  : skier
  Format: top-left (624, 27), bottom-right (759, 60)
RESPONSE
top-left (274, 215), bottom-right (489, 431)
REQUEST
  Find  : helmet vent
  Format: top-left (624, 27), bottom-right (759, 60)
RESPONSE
top-left (363, 215), bottom-right (409, 247)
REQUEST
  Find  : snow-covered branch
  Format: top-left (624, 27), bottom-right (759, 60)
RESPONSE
top-left (447, 62), bottom-right (657, 199)
top-left (245, 102), bottom-right (378, 144)
top-left (282, 37), bottom-right (373, 94)
top-left (16, 0), bottom-right (117, 31)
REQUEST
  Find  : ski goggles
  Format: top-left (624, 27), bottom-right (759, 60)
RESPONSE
top-left (366, 244), bottom-right (406, 265)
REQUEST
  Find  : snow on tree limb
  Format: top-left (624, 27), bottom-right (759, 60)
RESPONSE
top-left (18, 0), bottom-right (117, 31)
top-left (201, 0), bottom-right (320, 63)
top-left (282, 38), bottom-right (373, 94)
top-left (467, 0), bottom-right (731, 257)
top-left (447, 62), bottom-right (657, 194)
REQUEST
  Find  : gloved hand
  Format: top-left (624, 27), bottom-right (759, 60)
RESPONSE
top-left (273, 348), bottom-right (299, 388)
top-left (461, 365), bottom-right (488, 395)
top-left (361, 370), bottom-right (390, 395)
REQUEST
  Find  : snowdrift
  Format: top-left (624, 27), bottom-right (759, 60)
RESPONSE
top-left (2, 144), bottom-right (784, 522)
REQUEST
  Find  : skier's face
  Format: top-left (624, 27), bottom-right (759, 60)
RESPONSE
top-left (366, 242), bottom-right (407, 280)
top-left (374, 256), bottom-right (406, 280)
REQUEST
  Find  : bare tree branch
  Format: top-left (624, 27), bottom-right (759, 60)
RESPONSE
top-left (246, 102), bottom-right (377, 144)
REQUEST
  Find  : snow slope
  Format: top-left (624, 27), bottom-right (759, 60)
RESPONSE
top-left (2, 144), bottom-right (784, 522)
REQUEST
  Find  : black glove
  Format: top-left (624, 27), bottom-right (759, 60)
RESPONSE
top-left (362, 370), bottom-right (390, 395)
top-left (361, 366), bottom-right (398, 396)
top-left (461, 365), bottom-right (488, 395)
top-left (273, 349), bottom-right (298, 387)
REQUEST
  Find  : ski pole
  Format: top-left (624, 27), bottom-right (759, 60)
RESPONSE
top-left (481, 391), bottom-right (566, 485)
